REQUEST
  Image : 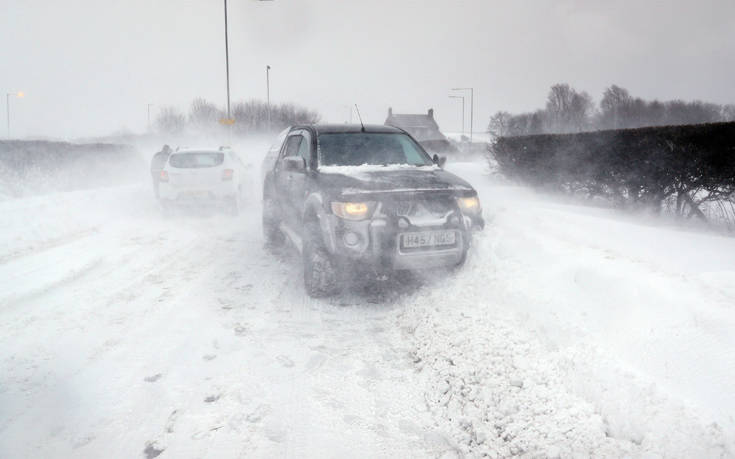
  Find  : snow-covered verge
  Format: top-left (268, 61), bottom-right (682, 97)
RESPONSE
top-left (0, 140), bottom-right (146, 200)
top-left (1, 155), bottom-right (734, 457)
top-left (394, 162), bottom-right (735, 456)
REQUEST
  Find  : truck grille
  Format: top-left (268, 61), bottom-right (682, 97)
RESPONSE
top-left (389, 198), bottom-right (454, 217)
top-left (394, 201), bottom-right (414, 216)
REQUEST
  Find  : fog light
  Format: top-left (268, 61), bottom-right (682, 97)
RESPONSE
top-left (343, 231), bottom-right (360, 247)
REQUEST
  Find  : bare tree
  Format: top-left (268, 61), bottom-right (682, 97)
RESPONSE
top-left (189, 98), bottom-right (223, 132)
top-left (570, 91), bottom-right (594, 131)
top-left (599, 85), bottom-right (632, 129)
top-left (503, 84), bottom-right (731, 135)
top-left (664, 100), bottom-right (721, 125)
top-left (232, 100), bottom-right (320, 135)
top-left (545, 84), bottom-right (593, 133)
top-left (724, 105), bottom-right (735, 122)
top-left (155, 106), bottom-right (186, 134)
top-left (508, 111), bottom-right (545, 136)
top-left (487, 111), bottom-right (512, 137)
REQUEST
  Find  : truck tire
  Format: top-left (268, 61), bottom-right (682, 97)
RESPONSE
top-left (262, 197), bottom-right (284, 248)
top-left (450, 234), bottom-right (470, 271)
top-left (303, 223), bottom-right (341, 297)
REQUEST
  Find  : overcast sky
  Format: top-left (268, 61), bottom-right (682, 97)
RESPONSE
top-left (2, 0), bottom-right (734, 139)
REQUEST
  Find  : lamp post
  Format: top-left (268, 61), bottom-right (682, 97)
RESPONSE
top-left (6, 91), bottom-right (24, 138)
top-left (147, 103), bottom-right (155, 132)
top-left (451, 87), bottom-right (473, 142)
top-left (449, 95), bottom-right (465, 137)
top-left (223, 0), bottom-right (232, 124)
top-left (266, 65), bottom-right (271, 132)
top-left (222, 0), bottom-right (274, 135)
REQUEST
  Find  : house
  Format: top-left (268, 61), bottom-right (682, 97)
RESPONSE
top-left (384, 107), bottom-right (459, 155)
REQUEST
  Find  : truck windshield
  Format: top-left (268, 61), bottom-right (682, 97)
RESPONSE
top-left (169, 152), bottom-right (224, 168)
top-left (318, 133), bottom-right (434, 167)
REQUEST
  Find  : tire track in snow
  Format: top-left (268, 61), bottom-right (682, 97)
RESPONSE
top-left (0, 228), bottom-right (210, 439)
top-left (182, 235), bottom-right (456, 457)
top-left (0, 255), bottom-right (104, 312)
top-left (0, 227), bottom-right (99, 266)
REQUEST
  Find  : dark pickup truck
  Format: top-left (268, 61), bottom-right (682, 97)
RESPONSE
top-left (262, 124), bottom-right (484, 297)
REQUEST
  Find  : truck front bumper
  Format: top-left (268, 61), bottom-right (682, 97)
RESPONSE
top-left (322, 213), bottom-right (481, 271)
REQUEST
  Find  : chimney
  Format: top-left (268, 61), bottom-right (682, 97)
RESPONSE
top-left (428, 108), bottom-right (434, 119)
top-left (388, 107), bottom-right (393, 118)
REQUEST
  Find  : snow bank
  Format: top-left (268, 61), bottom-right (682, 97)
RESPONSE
top-left (395, 161), bottom-right (735, 456)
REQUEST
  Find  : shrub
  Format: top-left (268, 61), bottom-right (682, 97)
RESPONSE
top-left (491, 122), bottom-right (735, 221)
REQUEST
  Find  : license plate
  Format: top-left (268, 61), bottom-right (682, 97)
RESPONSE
top-left (401, 230), bottom-right (456, 249)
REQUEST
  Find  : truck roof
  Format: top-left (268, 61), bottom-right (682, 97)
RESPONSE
top-left (294, 124), bottom-right (405, 135)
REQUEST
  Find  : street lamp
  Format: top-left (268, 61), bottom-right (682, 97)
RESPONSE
top-left (222, 0), bottom-right (274, 130)
top-left (451, 87), bottom-right (473, 142)
top-left (449, 95), bottom-right (465, 137)
top-left (223, 0), bottom-right (232, 124)
top-left (6, 91), bottom-right (24, 139)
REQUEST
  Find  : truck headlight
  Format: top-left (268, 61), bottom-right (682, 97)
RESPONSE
top-left (457, 196), bottom-right (481, 215)
top-left (331, 201), bottom-right (375, 221)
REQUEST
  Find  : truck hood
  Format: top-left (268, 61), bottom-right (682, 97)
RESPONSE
top-left (316, 165), bottom-right (475, 197)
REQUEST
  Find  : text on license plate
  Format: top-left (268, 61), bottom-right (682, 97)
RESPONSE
top-left (401, 231), bottom-right (456, 249)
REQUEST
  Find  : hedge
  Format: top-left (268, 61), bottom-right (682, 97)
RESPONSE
top-left (491, 122), bottom-right (735, 218)
top-left (0, 140), bottom-right (145, 197)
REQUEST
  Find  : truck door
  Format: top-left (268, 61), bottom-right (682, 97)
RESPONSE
top-left (274, 133), bottom-right (304, 227)
top-left (289, 130), bottom-right (312, 227)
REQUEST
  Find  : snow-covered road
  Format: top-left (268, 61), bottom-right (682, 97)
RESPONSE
top-left (0, 185), bottom-right (449, 457)
top-left (1, 159), bottom-right (734, 457)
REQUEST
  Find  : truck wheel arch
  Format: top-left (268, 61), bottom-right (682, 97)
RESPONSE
top-left (303, 193), bottom-right (337, 253)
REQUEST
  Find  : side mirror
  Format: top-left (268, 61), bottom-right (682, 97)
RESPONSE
top-left (433, 154), bottom-right (447, 168)
top-left (283, 156), bottom-right (306, 171)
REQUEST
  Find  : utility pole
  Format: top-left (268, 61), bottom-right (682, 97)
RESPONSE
top-left (266, 65), bottom-right (271, 132)
top-left (452, 87), bottom-right (473, 142)
top-left (223, 0), bottom-right (231, 122)
top-left (449, 95), bottom-right (465, 137)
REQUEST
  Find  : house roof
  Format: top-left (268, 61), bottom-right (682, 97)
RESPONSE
top-left (384, 108), bottom-right (446, 141)
top-left (386, 114), bottom-right (436, 128)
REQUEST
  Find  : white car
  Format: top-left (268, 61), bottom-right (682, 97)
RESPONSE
top-left (159, 147), bottom-right (247, 214)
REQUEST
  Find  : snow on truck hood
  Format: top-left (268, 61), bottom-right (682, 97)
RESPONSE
top-left (318, 164), bottom-right (441, 174)
top-left (317, 163), bottom-right (475, 194)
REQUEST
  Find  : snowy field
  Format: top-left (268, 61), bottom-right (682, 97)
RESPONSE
top-left (1, 153), bottom-right (734, 457)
